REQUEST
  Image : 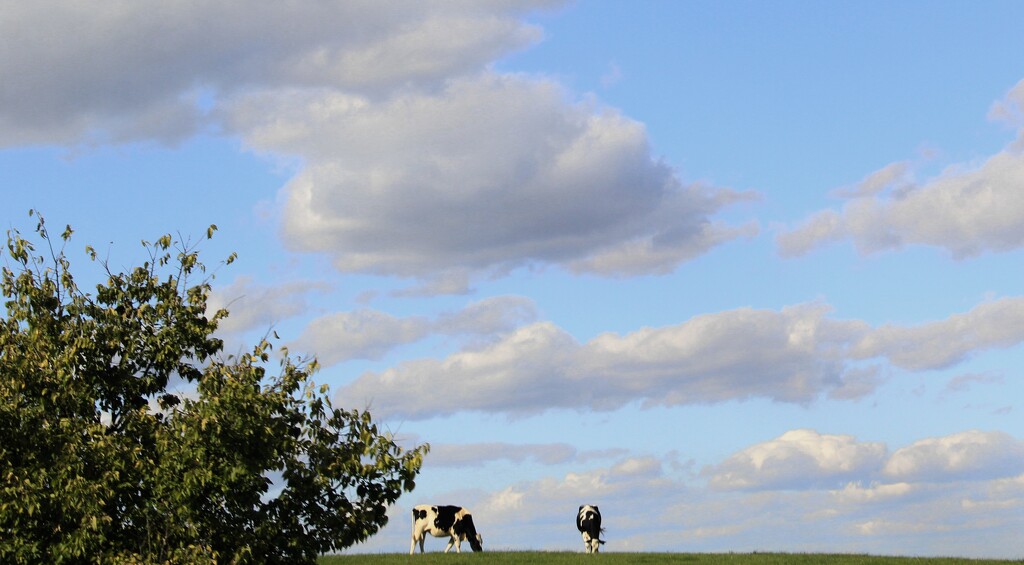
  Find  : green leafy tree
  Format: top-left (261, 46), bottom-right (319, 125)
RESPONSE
top-left (0, 212), bottom-right (427, 564)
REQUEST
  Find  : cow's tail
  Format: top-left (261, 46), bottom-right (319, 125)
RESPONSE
top-left (597, 527), bottom-right (606, 544)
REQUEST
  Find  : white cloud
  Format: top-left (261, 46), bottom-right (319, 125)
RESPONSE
top-left (779, 150), bottom-right (1024, 258)
top-left (226, 73), bottom-right (756, 278)
top-left (942, 372), bottom-right (1003, 395)
top-left (705, 429), bottom-right (1024, 494)
top-left (334, 295), bottom-right (1024, 419)
top-left (778, 81), bottom-right (1024, 259)
top-left (983, 473), bottom-right (1024, 503)
top-left (567, 216), bottom-right (759, 276)
top-left (384, 426), bottom-right (1023, 555)
top-left (207, 275), bottom-right (328, 335)
top-left (336, 321), bottom-right (578, 418)
top-left (426, 442), bottom-right (580, 467)
top-left (577, 304), bottom-right (863, 407)
top-left (389, 270), bottom-right (474, 297)
top-left (357, 432), bottom-right (1024, 556)
top-left (334, 303), bottom-right (870, 419)
top-left (1, 2), bottom-right (755, 278)
top-left (434, 295), bottom-right (538, 336)
top-left (851, 296), bottom-right (1024, 370)
top-left (829, 481), bottom-right (916, 505)
top-left (883, 430), bottom-right (1024, 482)
top-left (831, 161), bottom-right (913, 199)
top-left (827, 365), bottom-right (885, 400)
top-left (319, 284), bottom-right (1024, 421)
top-left (288, 295), bottom-right (539, 366)
top-left (473, 455), bottom-right (678, 522)
top-left (987, 78), bottom-right (1024, 128)
top-left (290, 309), bottom-right (431, 366)
top-left (0, 1), bottom-right (555, 145)
top-left (776, 210), bottom-right (845, 258)
top-left (704, 429), bottom-right (887, 491)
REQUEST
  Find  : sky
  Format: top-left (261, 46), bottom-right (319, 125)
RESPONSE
top-left (2, 0), bottom-right (1024, 558)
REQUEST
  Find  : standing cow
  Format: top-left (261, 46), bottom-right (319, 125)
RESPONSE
top-left (577, 504), bottom-right (605, 553)
top-left (410, 504), bottom-right (484, 554)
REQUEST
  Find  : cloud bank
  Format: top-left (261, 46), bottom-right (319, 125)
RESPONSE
top-left (335, 296), bottom-right (1024, 419)
top-left (364, 429), bottom-right (1024, 557)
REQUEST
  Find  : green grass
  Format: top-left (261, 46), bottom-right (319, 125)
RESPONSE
top-left (320, 552), bottom-right (1020, 565)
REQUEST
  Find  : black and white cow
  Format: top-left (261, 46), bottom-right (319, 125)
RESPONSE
top-left (410, 504), bottom-right (484, 554)
top-left (577, 504), bottom-right (605, 553)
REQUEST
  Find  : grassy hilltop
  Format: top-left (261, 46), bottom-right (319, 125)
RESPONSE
top-left (320, 552), bottom-right (1020, 565)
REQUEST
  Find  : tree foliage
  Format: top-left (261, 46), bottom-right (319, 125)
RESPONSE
top-left (0, 212), bottom-right (427, 564)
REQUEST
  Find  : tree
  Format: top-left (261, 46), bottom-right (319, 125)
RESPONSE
top-left (0, 212), bottom-right (427, 564)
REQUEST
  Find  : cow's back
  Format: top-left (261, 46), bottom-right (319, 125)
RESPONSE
top-left (577, 505), bottom-right (601, 533)
top-left (433, 505), bottom-right (462, 532)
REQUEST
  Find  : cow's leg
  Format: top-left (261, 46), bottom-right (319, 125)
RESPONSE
top-left (418, 536), bottom-right (426, 553)
top-left (591, 537), bottom-right (601, 553)
top-left (582, 532), bottom-right (592, 553)
top-left (410, 535), bottom-right (416, 555)
top-left (444, 536), bottom-right (455, 553)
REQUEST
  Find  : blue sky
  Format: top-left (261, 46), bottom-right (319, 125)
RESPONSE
top-left (3, 1), bottom-right (1024, 558)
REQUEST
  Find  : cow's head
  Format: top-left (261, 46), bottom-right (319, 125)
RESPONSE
top-left (456, 514), bottom-right (483, 552)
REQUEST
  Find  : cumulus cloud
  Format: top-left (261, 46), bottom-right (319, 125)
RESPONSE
top-left (827, 365), bottom-right (885, 400)
top-left (775, 210), bottom-right (845, 258)
top-left (828, 481), bottom-right (917, 505)
top-left (851, 296), bottom-right (1024, 370)
top-left (2, 2), bottom-right (754, 279)
top-left (830, 161), bottom-right (914, 200)
top-left (334, 295), bottom-right (1024, 419)
top-left (290, 310), bottom-right (431, 366)
top-left (707, 429), bottom-right (1024, 494)
top-left (882, 430), bottom-right (1024, 482)
top-left (462, 455), bottom-right (781, 552)
top-left (426, 442), bottom-right (582, 467)
top-left (372, 430), bottom-right (1024, 555)
top-left (207, 275), bottom-right (329, 335)
top-left (704, 429), bottom-right (888, 491)
top-left (389, 270), bottom-right (474, 297)
top-left (355, 430), bottom-right (1024, 556)
top-left (577, 304), bottom-right (863, 406)
top-left (434, 295), bottom-right (538, 336)
top-left (224, 74), bottom-right (757, 278)
top-left (334, 303), bottom-right (869, 419)
top-left (778, 81), bottom-right (1024, 259)
top-left (337, 322), bottom-right (578, 418)
top-left (287, 295), bottom-right (539, 366)
top-left (0, 0), bottom-right (553, 145)
top-left (475, 455), bottom-right (678, 520)
top-left (778, 151), bottom-right (1024, 258)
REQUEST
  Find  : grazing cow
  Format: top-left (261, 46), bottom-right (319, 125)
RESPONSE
top-left (410, 504), bottom-right (484, 554)
top-left (577, 504), bottom-right (605, 553)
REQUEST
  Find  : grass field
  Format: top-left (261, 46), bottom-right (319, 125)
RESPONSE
top-left (319, 552), bottom-right (1021, 565)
